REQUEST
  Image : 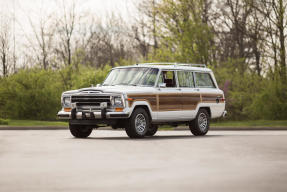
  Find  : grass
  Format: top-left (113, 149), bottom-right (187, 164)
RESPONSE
top-left (211, 120), bottom-right (287, 127)
top-left (0, 119), bottom-right (287, 128)
top-left (159, 120), bottom-right (287, 129)
top-left (0, 120), bottom-right (68, 127)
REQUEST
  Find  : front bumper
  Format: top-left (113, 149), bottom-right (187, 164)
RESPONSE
top-left (57, 110), bottom-right (130, 120)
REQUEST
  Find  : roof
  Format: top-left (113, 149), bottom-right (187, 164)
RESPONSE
top-left (113, 63), bottom-right (212, 72)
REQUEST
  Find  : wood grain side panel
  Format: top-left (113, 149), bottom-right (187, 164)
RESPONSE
top-left (127, 93), bottom-right (224, 112)
top-left (201, 94), bottom-right (224, 103)
top-left (128, 94), bottom-right (157, 111)
top-left (181, 94), bottom-right (201, 110)
top-left (158, 93), bottom-right (182, 111)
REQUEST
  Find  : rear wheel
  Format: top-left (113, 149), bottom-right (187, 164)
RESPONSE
top-left (146, 125), bottom-right (158, 136)
top-left (125, 108), bottom-right (150, 138)
top-left (189, 109), bottom-right (210, 136)
top-left (69, 124), bottom-right (93, 138)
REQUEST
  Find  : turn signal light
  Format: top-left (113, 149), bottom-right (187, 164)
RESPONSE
top-left (64, 108), bottom-right (71, 112)
top-left (115, 108), bottom-right (124, 112)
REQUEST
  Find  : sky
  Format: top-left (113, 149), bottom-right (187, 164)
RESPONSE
top-left (0, 0), bottom-right (139, 67)
top-left (0, 0), bottom-right (138, 36)
top-left (0, 0), bottom-right (137, 18)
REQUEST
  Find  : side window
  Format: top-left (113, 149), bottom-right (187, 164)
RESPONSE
top-left (178, 71), bottom-right (194, 88)
top-left (158, 71), bottom-right (177, 87)
top-left (195, 73), bottom-right (215, 88)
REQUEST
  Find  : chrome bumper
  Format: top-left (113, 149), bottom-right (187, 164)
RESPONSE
top-left (57, 110), bottom-right (130, 120)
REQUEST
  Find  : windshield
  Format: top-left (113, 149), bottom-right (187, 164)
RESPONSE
top-left (103, 67), bottom-right (159, 87)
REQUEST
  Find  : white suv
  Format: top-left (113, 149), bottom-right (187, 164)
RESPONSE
top-left (58, 63), bottom-right (226, 138)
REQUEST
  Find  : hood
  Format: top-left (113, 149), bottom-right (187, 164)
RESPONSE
top-left (62, 86), bottom-right (156, 96)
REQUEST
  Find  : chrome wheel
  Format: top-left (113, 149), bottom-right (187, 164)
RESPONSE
top-left (198, 112), bottom-right (208, 132)
top-left (135, 113), bottom-right (147, 134)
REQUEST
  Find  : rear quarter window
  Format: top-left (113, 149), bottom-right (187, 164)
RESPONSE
top-left (195, 72), bottom-right (216, 88)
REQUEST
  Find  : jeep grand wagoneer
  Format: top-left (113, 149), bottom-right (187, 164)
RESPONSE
top-left (58, 63), bottom-right (226, 138)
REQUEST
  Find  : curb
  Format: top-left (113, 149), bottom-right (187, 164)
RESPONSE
top-left (0, 126), bottom-right (68, 130)
top-left (0, 126), bottom-right (287, 131)
top-left (178, 126), bottom-right (287, 131)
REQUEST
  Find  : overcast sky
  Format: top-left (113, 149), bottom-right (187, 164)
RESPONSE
top-left (0, 0), bottom-right (139, 68)
top-left (0, 0), bottom-right (138, 35)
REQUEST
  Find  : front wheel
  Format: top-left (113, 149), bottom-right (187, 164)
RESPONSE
top-left (146, 125), bottom-right (158, 136)
top-left (189, 109), bottom-right (210, 136)
top-left (125, 108), bottom-right (150, 138)
top-left (69, 124), bottom-right (93, 138)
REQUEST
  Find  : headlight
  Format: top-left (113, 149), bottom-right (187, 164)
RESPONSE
top-left (63, 96), bottom-right (71, 107)
top-left (113, 96), bottom-right (123, 106)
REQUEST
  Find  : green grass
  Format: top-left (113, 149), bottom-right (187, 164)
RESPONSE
top-left (159, 120), bottom-right (287, 129)
top-left (0, 118), bottom-right (9, 125)
top-left (1, 119), bottom-right (287, 128)
top-left (211, 120), bottom-right (287, 127)
top-left (0, 120), bottom-right (68, 127)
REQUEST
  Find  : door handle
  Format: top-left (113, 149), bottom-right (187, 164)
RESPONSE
top-left (195, 88), bottom-right (200, 91)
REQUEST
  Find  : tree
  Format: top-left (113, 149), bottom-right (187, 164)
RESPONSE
top-left (153, 0), bottom-right (214, 64)
top-left (24, 11), bottom-right (55, 70)
top-left (255, 0), bottom-right (287, 81)
top-left (54, 0), bottom-right (78, 67)
top-left (0, 15), bottom-right (12, 77)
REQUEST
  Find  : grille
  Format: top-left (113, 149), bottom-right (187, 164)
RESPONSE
top-left (71, 95), bottom-right (111, 109)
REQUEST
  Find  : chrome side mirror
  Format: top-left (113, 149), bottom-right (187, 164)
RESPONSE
top-left (159, 83), bottom-right (166, 88)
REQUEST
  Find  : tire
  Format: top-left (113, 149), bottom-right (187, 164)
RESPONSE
top-left (69, 124), bottom-right (93, 138)
top-left (189, 108), bottom-right (210, 136)
top-left (125, 108), bottom-right (150, 138)
top-left (146, 125), bottom-right (158, 136)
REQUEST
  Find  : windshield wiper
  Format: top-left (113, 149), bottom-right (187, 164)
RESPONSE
top-left (113, 83), bottom-right (137, 86)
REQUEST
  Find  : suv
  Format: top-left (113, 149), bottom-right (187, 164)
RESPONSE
top-left (58, 63), bottom-right (226, 138)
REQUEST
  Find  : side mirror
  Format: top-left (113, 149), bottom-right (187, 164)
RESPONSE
top-left (96, 84), bottom-right (101, 87)
top-left (159, 83), bottom-right (166, 88)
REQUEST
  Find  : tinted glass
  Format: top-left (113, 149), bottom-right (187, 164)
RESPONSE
top-left (178, 71), bottom-right (194, 88)
top-left (159, 71), bottom-right (177, 87)
top-left (195, 73), bottom-right (215, 88)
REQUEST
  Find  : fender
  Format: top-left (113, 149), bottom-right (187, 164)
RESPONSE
top-left (127, 100), bottom-right (156, 120)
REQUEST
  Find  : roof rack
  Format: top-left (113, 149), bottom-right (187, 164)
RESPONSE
top-left (136, 62), bottom-right (206, 68)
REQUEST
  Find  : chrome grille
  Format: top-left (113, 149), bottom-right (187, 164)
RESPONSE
top-left (71, 95), bottom-right (111, 110)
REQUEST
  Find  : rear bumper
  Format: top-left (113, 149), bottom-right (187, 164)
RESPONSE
top-left (222, 110), bottom-right (227, 117)
top-left (57, 110), bottom-right (130, 120)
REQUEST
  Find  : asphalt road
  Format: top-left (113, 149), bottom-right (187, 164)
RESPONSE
top-left (0, 130), bottom-right (287, 192)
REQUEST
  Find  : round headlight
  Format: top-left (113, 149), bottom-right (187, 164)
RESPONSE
top-left (63, 97), bottom-right (71, 107)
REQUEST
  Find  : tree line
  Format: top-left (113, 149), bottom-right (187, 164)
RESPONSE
top-left (0, 0), bottom-right (287, 120)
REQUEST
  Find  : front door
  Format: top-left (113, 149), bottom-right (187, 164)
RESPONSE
top-left (156, 70), bottom-right (182, 121)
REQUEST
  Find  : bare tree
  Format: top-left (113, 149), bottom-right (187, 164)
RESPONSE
top-left (255, 0), bottom-right (287, 81)
top-left (77, 14), bottom-right (136, 67)
top-left (54, 0), bottom-right (78, 67)
top-left (24, 12), bottom-right (55, 70)
top-left (0, 16), bottom-right (12, 76)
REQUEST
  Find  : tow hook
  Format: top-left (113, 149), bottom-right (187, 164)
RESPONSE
top-left (100, 102), bottom-right (108, 119)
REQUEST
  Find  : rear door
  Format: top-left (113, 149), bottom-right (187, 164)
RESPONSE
top-left (177, 70), bottom-right (201, 120)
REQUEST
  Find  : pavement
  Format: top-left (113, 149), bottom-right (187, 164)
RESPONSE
top-left (0, 125), bottom-right (287, 130)
top-left (0, 130), bottom-right (287, 192)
